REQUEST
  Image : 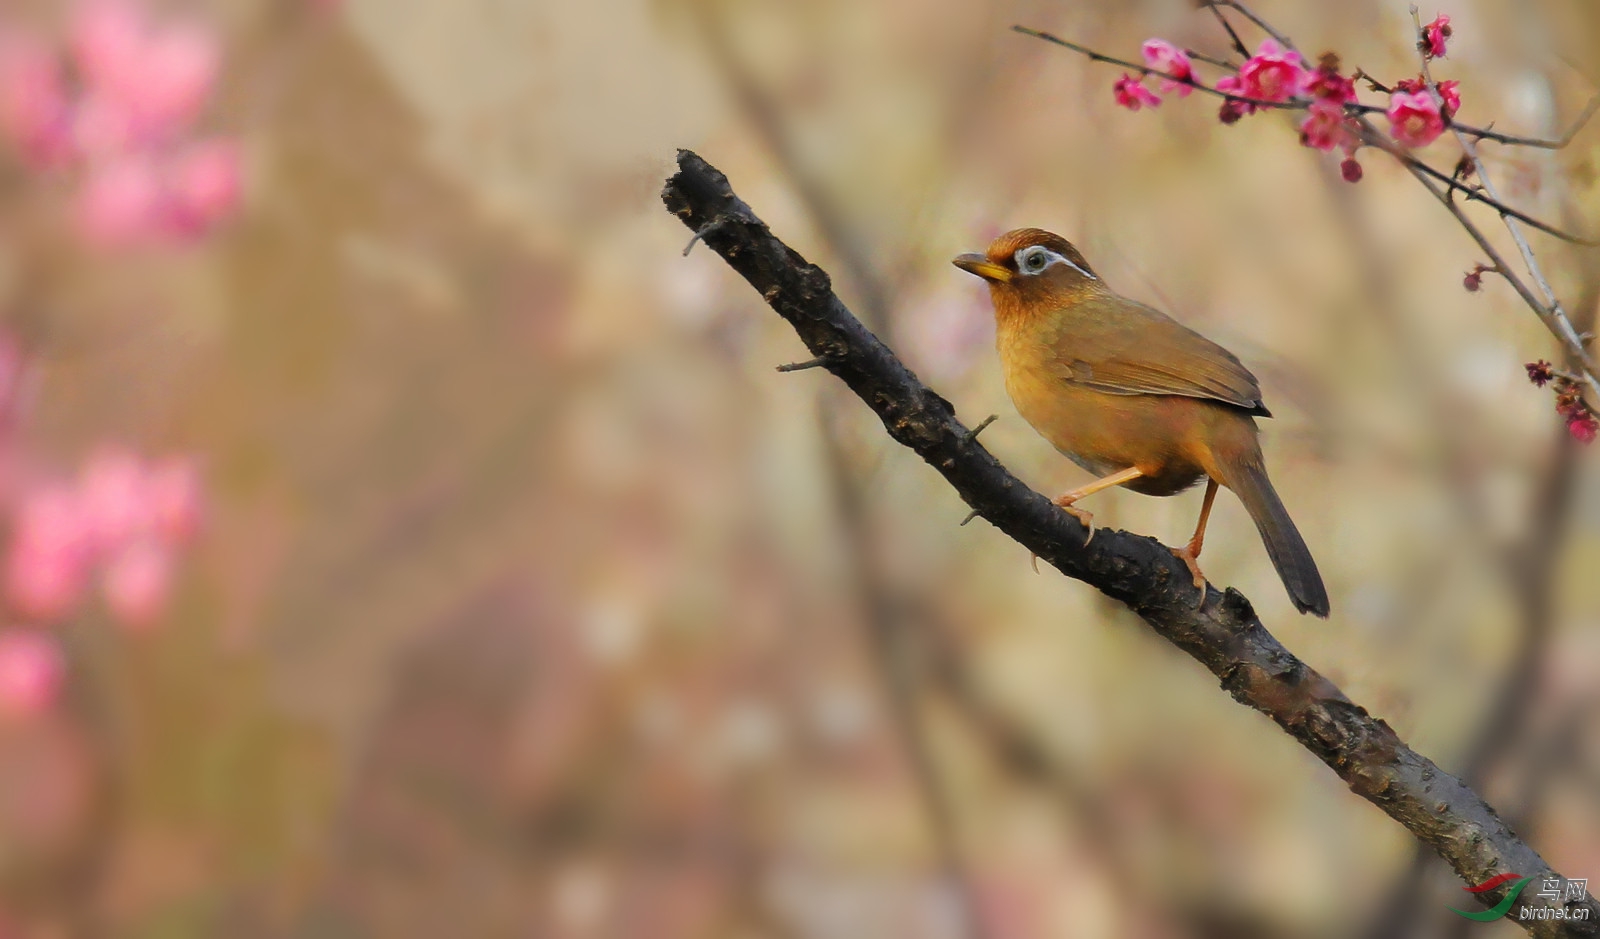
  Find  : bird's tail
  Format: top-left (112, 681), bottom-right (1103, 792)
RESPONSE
top-left (1227, 459), bottom-right (1329, 617)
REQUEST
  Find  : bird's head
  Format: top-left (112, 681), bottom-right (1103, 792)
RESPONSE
top-left (953, 228), bottom-right (1103, 323)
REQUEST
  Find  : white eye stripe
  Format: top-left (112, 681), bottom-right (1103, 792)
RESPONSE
top-left (1014, 246), bottom-right (1096, 280)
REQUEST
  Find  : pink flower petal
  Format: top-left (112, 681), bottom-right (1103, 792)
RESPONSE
top-left (1112, 73), bottom-right (1161, 111)
top-left (1140, 39), bottom-right (1193, 97)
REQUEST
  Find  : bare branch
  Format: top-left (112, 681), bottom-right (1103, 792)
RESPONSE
top-left (663, 149), bottom-right (1600, 935)
top-left (1453, 93), bottom-right (1600, 149)
top-left (1355, 129), bottom-right (1600, 246)
top-left (1203, 2), bottom-right (1250, 61)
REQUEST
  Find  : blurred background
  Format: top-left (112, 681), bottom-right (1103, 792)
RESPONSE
top-left (0, 0), bottom-right (1596, 936)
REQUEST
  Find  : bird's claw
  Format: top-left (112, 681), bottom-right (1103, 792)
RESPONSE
top-left (1053, 499), bottom-right (1095, 545)
top-left (1032, 498), bottom-right (1096, 573)
top-left (1170, 543), bottom-right (1208, 605)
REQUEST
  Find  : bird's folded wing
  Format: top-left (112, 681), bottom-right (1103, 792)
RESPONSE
top-left (1051, 299), bottom-right (1269, 415)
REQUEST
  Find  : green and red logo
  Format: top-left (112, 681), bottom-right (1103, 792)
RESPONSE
top-left (1449, 873), bottom-right (1533, 922)
top-left (1450, 873), bottom-right (1591, 923)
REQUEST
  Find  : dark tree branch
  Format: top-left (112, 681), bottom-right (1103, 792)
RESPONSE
top-left (662, 149), bottom-right (1600, 937)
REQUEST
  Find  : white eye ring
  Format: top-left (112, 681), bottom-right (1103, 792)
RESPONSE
top-left (1013, 245), bottom-right (1096, 280)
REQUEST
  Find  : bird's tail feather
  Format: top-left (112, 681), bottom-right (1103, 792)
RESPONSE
top-left (1228, 460), bottom-right (1329, 617)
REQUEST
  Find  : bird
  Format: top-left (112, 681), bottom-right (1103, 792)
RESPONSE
top-left (953, 228), bottom-right (1329, 617)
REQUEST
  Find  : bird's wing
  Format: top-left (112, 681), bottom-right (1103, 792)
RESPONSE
top-left (1048, 298), bottom-right (1270, 416)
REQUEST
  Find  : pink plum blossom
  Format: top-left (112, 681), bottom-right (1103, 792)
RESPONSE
top-left (1569, 412), bottom-right (1598, 444)
top-left (1140, 39), bottom-right (1193, 97)
top-left (1237, 39), bottom-right (1307, 102)
top-left (1387, 90), bottom-right (1445, 147)
top-left (1299, 102), bottom-right (1353, 152)
top-left (1422, 13), bottom-right (1452, 58)
top-left (1396, 76), bottom-right (1459, 118)
top-left (1304, 65), bottom-right (1356, 107)
top-left (0, 631), bottom-right (64, 718)
top-left (1112, 73), bottom-right (1160, 111)
top-left (102, 539), bottom-right (172, 629)
top-left (1340, 157), bottom-right (1363, 182)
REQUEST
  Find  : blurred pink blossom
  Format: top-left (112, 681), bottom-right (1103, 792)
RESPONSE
top-left (6, 486), bottom-right (92, 621)
top-left (75, 154), bottom-right (164, 246)
top-left (0, 631), bottom-right (63, 718)
top-left (78, 448), bottom-right (151, 548)
top-left (165, 138), bottom-right (241, 237)
top-left (0, 1), bottom-right (241, 247)
top-left (0, 32), bottom-right (73, 168)
top-left (6, 449), bottom-right (202, 626)
top-left (102, 538), bottom-right (171, 629)
top-left (71, 0), bottom-right (217, 149)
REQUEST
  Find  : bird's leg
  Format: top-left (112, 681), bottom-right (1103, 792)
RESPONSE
top-left (1170, 478), bottom-right (1218, 597)
top-left (1031, 466), bottom-right (1144, 572)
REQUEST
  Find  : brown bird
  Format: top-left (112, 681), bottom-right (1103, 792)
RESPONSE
top-left (954, 228), bottom-right (1328, 616)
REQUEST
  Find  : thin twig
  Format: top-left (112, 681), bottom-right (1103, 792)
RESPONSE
top-left (1203, 2), bottom-right (1250, 61)
top-left (1355, 128), bottom-right (1600, 246)
top-left (1010, 26), bottom-right (1299, 111)
top-left (776, 356), bottom-right (832, 372)
top-left (1454, 93), bottom-right (1600, 149)
top-left (1203, 0), bottom-right (1293, 49)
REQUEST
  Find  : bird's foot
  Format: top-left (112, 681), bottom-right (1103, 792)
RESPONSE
top-left (1052, 497), bottom-right (1095, 544)
top-left (1032, 498), bottom-right (1095, 574)
top-left (1169, 541), bottom-right (1208, 603)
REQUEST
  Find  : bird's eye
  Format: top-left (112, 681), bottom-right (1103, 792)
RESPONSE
top-left (1023, 248), bottom-right (1048, 272)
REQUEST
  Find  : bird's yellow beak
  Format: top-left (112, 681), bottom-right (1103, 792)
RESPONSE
top-left (953, 252), bottom-right (1012, 283)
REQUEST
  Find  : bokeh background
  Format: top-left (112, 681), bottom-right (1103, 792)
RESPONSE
top-left (0, 0), bottom-right (1597, 936)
